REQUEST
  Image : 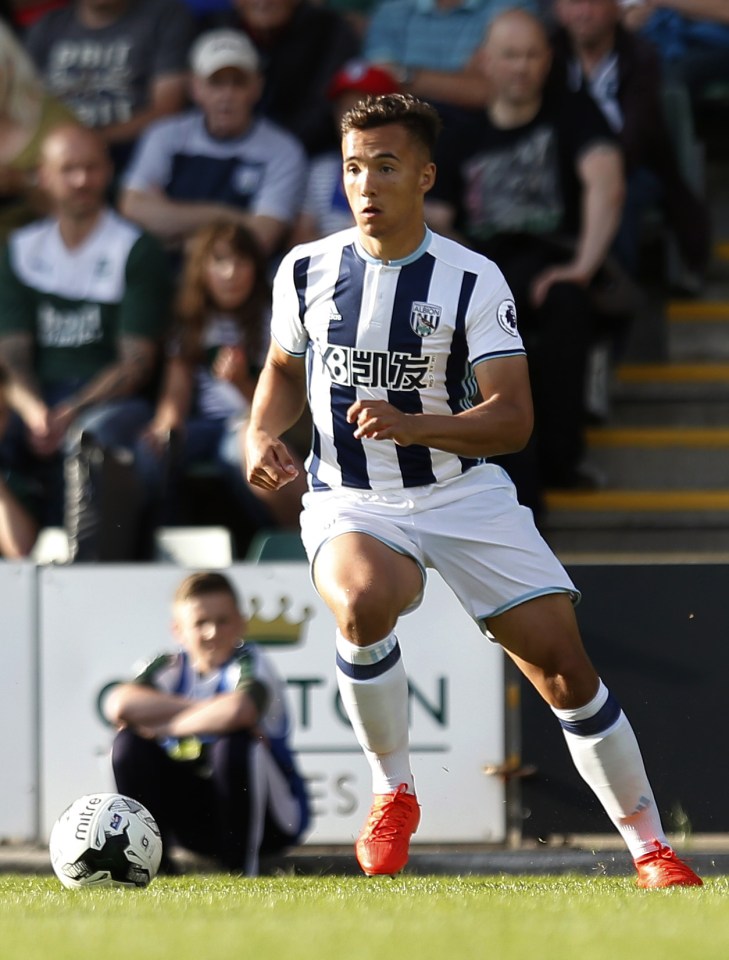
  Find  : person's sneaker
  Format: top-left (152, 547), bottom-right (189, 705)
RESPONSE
top-left (634, 841), bottom-right (703, 888)
top-left (355, 783), bottom-right (420, 876)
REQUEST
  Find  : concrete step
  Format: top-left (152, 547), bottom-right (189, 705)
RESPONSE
top-left (610, 360), bottom-right (729, 424)
top-left (543, 489), bottom-right (729, 554)
top-left (583, 426), bottom-right (729, 488)
top-left (666, 299), bottom-right (729, 360)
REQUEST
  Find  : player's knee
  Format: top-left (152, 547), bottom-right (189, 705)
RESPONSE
top-left (334, 586), bottom-right (400, 646)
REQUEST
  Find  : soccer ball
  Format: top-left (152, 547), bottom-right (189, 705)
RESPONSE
top-left (49, 793), bottom-right (163, 889)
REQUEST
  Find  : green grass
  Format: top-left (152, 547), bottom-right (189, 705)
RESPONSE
top-left (0, 873), bottom-right (724, 960)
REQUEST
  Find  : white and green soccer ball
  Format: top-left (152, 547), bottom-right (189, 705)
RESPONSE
top-left (49, 793), bottom-right (163, 889)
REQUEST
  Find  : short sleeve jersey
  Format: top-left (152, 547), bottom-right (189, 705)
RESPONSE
top-left (0, 210), bottom-right (171, 384)
top-left (271, 227), bottom-right (524, 492)
top-left (122, 111), bottom-right (308, 224)
top-left (430, 89), bottom-right (616, 243)
top-left (25, 0), bottom-right (194, 129)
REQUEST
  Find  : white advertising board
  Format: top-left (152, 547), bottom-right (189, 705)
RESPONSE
top-left (0, 562), bottom-right (36, 840)
top-left (39, 563), bottom-right (505, 845)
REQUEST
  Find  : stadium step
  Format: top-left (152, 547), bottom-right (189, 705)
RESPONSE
top-left (544, 292), bottom-right (729, 555)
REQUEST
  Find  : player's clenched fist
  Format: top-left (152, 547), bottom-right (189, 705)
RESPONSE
top-left (347, 399), bottom-right (414, 445)
top-left (245, 429), bottom-right (300, 490)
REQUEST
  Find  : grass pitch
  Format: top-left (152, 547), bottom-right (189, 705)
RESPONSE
top-left (0, 873), bottom-right (723, 960)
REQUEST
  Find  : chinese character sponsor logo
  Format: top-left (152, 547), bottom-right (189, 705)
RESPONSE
top-left (321, 345), bottom-right (435, 390)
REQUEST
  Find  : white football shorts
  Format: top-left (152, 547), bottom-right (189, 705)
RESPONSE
top-left (300, 462), bottom-right (579, 635)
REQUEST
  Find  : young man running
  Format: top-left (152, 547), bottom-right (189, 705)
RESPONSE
top-left (245, 93), bottom-right (701, 888)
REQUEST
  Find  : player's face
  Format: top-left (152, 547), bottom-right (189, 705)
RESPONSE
top-left (342, 123), bottom-right (435, 260)
top-left (38, 129), bottom-right (111, 219)
top-left (555, 0), bottom-right (620, 45)
top-left (480, 18), bottom-right (552, 105)
top-left (204, 239), bottom-right (256, 311)
top-left (173, 592), bottom-right (245, 672)
top-left (192, 67), bottom-right (262, 139)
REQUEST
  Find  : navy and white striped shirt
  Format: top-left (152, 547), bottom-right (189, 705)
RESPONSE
top-left (271, 227), bottom-right (525, 492)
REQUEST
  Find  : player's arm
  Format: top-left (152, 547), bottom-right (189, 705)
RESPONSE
top-left (348, 353), bottom-right (533, 457)
top-left (153, 690), bottom-right (260, 738)
top-left (531, 143), bottom-right (625, 307)
top-left (246, 341), bottom-right (308, 491)
top-left (103, 682), bottom-right (192, 729)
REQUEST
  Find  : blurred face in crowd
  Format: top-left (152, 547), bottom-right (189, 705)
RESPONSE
top-left (555, 0), bottom-right (620, 48)
top-left (479, 11), bottom-right (552, 106)
top-left (192, 66), bottom-right (262, 139)
top-left (233, 0), bottom-right (299, 33)
top-left (38, 126), bottom-right (112, 220)
top-left (79, 0), bottom-right (129, 19)
top-left (204, 239), bottom-right (257, 311)
top-left (173, 591), bottom-right (245, 674)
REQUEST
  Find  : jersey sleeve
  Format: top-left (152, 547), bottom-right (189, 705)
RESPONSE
top-left (121, 119), bottom-right (176, 193)
top-left (270, 250), bottom-right (310, 356)
top-left (118, 232), bottom-right (172, 339)
top-left (250, 129), bottom-right (308, 225)
top-left (0, 244), bottom-right (35, 336)
top-left (466, 259), bottom-right (526, 366)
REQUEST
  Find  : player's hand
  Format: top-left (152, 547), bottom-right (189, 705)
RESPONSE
top-left (245, 428), bottom-right (300, 490)
top-left (347, 399), bottom-right (413, 445)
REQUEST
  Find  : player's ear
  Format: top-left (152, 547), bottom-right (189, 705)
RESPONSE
top-left (420, 162), bottom-right (436, 194)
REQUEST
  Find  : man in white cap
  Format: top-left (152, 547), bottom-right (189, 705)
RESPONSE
top-left (119, 28), bottom-right (307, 258)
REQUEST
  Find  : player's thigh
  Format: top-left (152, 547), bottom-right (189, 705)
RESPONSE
top-left (313, 531), bottom-right (423, 642)
top-left (487, 592), bottom-right (598, 708)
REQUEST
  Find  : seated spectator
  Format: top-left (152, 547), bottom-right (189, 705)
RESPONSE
top-left (102, 571), bottom-right (310, 876)
top-left (0, 124), bottom-right (171, 560)
top-left (364, 0), bottom-right (537, 110)
top-left (208, 0), bottom-right (361, 155)
top-left (426, 8), bottom-right (624, 509)
top-left (290, 60), bottom-right (399, 246)
top-left (119, 29), bottom-right (307, 260)
top-left (550, 0), bottom-right (711, 279)
top-left (0, 20), bottom-right (77, 243)
top-left (135, 221), bottom-right (306, 550)
top-left (623, 0), bottom-right (729, 105)
top-left (25, 0), bottom-right (194, 170)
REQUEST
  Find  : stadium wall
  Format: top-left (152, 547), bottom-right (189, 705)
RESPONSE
top-left (2, 563), bottom-right (506, 846)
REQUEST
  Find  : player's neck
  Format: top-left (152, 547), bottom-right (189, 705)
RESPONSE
top-left (358, 224), bottom-right (427, 265)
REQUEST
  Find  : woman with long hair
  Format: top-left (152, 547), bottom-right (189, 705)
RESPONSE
top-left (137, 221), bottom-right (306, 544)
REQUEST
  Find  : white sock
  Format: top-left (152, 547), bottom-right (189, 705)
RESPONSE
top-left (552, 680), bottom-right (667, 859)
top-left (335, 629), bottom-right (415, 796)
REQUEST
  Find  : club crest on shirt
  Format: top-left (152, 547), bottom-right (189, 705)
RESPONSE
top-left (497, 298), bottom-right (518, 336)
top-left (410, 301), bottom-right (441, 338)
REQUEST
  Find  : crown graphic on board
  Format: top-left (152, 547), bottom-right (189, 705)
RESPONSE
top-left (245, 595), bottom-right (312, 645)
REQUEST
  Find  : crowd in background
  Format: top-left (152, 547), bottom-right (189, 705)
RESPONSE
top-left (0, 0), bottom-right (723, 560)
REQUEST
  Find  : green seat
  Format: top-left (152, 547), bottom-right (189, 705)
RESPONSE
top-left (245, 529), bottom-right (307, 563)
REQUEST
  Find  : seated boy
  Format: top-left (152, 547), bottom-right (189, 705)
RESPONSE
top-left (101, 570), bottom-right (309, 875)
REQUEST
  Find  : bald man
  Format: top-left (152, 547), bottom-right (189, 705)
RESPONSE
top-left (0, 124), bottom-right (172, 560)
top-left (427, 8), bottom-right (625, 504)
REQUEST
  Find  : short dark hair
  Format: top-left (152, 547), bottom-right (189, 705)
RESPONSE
top-left (340, 94), bottom-right (442, 159)
top-left (174, 571), bottom-right (240, 607)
